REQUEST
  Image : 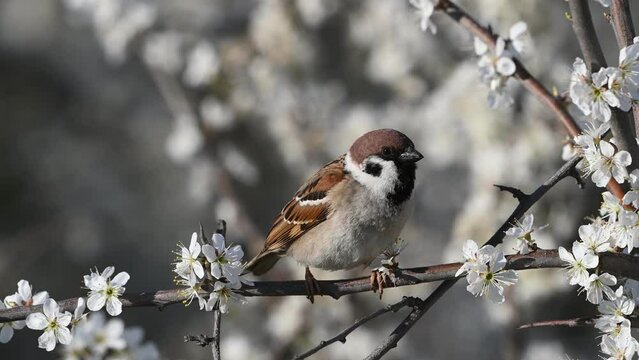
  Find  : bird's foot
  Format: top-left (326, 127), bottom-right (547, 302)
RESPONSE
top-left (304, 267), bottom-right (322, 304)
top-left (370, 259), bottom-right (400, 299)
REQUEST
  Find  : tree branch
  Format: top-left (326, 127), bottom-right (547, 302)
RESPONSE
top-left (2, 248), bottom-right (637, 324)
top-left (567, 0), bottom-right (607, 71)
top-left (438, 0), bottom-right (627, 201)
top-left (292, 297), bottom-right (423, 360)
top-left (568, 0), bottom-right (639, 167)
top-left (519, 316), bottom-right (639, 329)
top-left (362, 153), bottom-right (583, 359)
top-left (610, 0), bottom-right (639, 141)
top-left (438, 0), bottom-right (581, 137)
top-left (610, 0), bottom-right (636, 48)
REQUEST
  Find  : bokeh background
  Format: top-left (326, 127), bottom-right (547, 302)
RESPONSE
top-left (1, 0), bottom-right (637, 359)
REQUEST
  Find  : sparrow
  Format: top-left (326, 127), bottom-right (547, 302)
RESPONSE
top-left (244, 128), bottom-right (423, 302)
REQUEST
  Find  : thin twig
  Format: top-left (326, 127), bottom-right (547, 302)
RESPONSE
top-left (292, 297), bottom-right (422, 360)
top-left (211, 220), bottom-right (226, 360)
top-left (363, 153), bottom-right (582, 359)
top-left (519, 316), bottom-right (639, 329)
top-left (212, 308), bottom-right (221, 360)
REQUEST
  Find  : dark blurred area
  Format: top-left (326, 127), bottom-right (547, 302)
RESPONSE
top-left (1, 0), bottom-right (634, 359)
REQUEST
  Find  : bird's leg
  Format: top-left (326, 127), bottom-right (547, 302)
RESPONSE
top-left (370, 259), bottom-right (400, 299)
top-left (304, 266), bottom-right (322, 303)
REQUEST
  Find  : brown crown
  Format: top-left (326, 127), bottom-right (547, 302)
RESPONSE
top-left (348, 128), bottom-right (415, 164)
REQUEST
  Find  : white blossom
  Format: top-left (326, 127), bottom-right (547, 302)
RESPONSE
top-left (174, 232), bottom-right (205, 280)
top-left (183, 41), bottom-right (220, 87)
top-left (0, 301), bottom-right (25, 343)
top-left (4, 279), bottom-right (49, 308)
top-left (202, 233), bottom-right (247, 286)
top-left (455, 239), bottom-right (494, 277)
top-left (614, 210), bottom-right (639, 251)
top-left (617, 37), bottom-right (639, 95)
top-left (465, 250), bottom-right (518, 304)
top-left (26, 298), bottom-right (73, 351)
top-left (590, 140), bottom-right (631, 187)
top-left (558, 241), bottom-right (599, 286)
top-left (584, 273), bottom-right (617, 304)
top-left (409, 0), bottom-right (437, 34)
top-left (598, 286), bottom-right (635, 324)
top-left (142, 31), bottom-right (183, 74)
top-left (475, 37), bottom-right (517, 109)
top-left (578, 223), bottom-right (611, 255)
top-left (570, 58), bottom-right (619, 122)
top-left (505, 213), bottom-right (546, 254)
top-left (177, 273), bottom-right (207, 310)
top-left (623, 169), bottom-right (639, 208)
top-left (601, 191), bottom-right (624, 222)
top-left (508, 21), bottom-right (530, 56)
top-left (84, 266), bottom-right (130, 316)
top-left (600, 329), bottom-right (637, 360)
top-left (71, 297), bottom-right (87, 331)
top-left (205, 281), bottom-right (247, 313)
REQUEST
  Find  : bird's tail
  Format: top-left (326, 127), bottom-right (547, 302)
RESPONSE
top-left (243, 251), bottom-right (282, 276)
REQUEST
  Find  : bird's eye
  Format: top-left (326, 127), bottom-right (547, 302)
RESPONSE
top-left (381, 147), bottom-right (392, 157)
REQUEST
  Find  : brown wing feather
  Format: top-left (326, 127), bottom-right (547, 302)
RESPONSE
top-left (262, 156), bottom-right (346, 253)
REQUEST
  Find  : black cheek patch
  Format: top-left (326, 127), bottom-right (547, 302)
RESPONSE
top-left (364, 162), bottom-right (382, 177)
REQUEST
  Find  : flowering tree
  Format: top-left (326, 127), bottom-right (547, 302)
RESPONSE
top-left (3, 0), bottom-right (639, 359)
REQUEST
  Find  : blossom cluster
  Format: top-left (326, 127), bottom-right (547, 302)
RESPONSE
top-left (570, 38), bottom-right (639, 123)
top-left (557, 187), bottom-right (639, 359)
top-left (61, 311), bottom-right (159, 360)
top-left (0, 265), bottom-right (131, 353)
top-left (473, 22), bottom-right (530, 109)
top-left (456, 240), bottom-right (519, 304)
top-left (173, 231), bottom-right (250, 314)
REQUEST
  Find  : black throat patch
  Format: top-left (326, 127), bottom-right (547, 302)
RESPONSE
top-left (387, 161), bottom-right (416, 206)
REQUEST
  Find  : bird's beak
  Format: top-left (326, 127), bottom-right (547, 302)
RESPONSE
top-left (399, 149), bottom-right (424, 163)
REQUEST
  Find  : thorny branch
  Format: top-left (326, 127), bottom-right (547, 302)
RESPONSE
top-left (292, 297), bottom-right (424, 360)
top-left (362, 153), bottom-right (583, 360)
top-left (1, 247), bottom-right (638, 324)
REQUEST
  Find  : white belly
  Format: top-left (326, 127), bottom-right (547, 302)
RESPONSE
top-left (287, 194), bottom-right (413, 270)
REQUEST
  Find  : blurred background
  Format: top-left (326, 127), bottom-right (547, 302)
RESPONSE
top-left (0, 0), bottom-right (636, 359)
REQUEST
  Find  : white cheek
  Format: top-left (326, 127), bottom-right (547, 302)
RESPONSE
top-left (345, 153), bottom-right (398, 198)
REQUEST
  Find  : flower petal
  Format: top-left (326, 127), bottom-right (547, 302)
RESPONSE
top-left (0, 325), bottom-right (13, 343)
top-left (38, 330), bottom-right (56, 351)
top-left (201, 244), bottom-right (216, 262)
top-left (212, 233), bottom-right (226, 251)
top-left (106, 298), bottom-right (123, 316)
top-left (111, 272), bottom-right (130, 287)
top-left (55, 326), bottom-right (72, 345)
top-left (87, 293), bottom-right (107, 312)
top-left (26, 313), bottom-right (48, 330)
top-left (43, 299), bottom-right (58, 320)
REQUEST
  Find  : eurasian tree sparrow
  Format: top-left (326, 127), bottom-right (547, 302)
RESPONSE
top-left (244, 129), bottom-right (423, 302)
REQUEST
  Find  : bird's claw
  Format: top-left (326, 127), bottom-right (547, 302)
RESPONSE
top-left (370, 262), bottom-right (399, 299)
top-left (304, 267), bottom-right (322, 303)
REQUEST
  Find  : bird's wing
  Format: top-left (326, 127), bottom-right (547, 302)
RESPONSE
top-left (262, 155), bottom-right (347, 254)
